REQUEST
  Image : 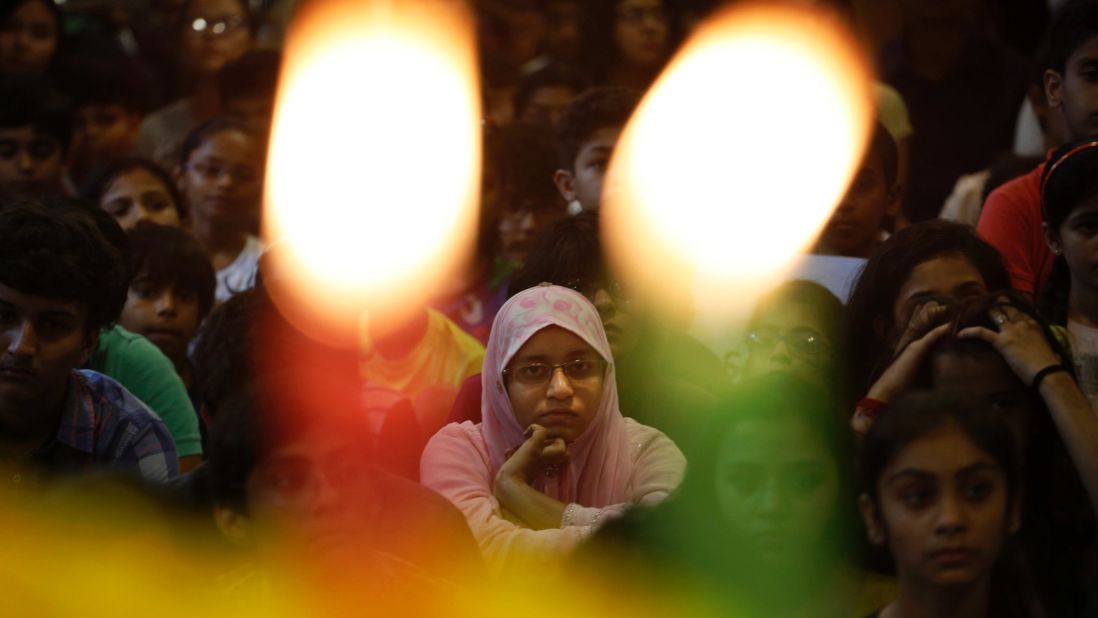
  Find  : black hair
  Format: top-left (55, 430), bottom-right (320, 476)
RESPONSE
top-left (916, 292), bottom-right (1098, 616)
top-left (127, 223), bottom-right (217, 322)
top-left (1046, 0), bottom-right (1098, 74)
top-left (513, 63), bottom-right (586, 119)
top-left (866, 121), bottom-right (898, 188)
top-left (1038, 138), bottom-right (1098, 325)
top-left (192, 287), bottom-right (266, 412)
top-left (0, 74), bottom-right (73, 149)
top-left (80, 157), bottom-right (188, 222)
top-left (61, 54), bottom-right (150, 114)
top-left (494, 122), bottom-right (563, 213)
top-left (178, 116), bottom-right (254, 167)
top-left (846, 220), bottom-right (1011, 396)
top-left (217, 49), bottom-right (280, 105)
top-left (554, 86), bottom-right (639, 170)
top-left (860, 390), bottom-right (1038, 616)
top-left (0, 199), bottom-right (128, 332)
top-left (861, 389), bottom-right (1020, 507)
top-left (750, 280), bottom-right (850, 403)
top-left (509, 209), bottom-right (604, 295)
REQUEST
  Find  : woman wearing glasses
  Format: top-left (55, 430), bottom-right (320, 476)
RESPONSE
top-left (739, 280), bottom-right (846, 394)
top-left (421, 284), bottom-right (686, 573)
top-left (136, 0), bottom-right (253, 168)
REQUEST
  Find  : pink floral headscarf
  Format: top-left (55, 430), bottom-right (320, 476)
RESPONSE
top-left (481, 284), bottom-right (635, 507)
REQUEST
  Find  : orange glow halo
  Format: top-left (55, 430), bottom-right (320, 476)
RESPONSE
top-left (263, 0), bottom-right (482, 345)
top-left (602, 2), bottom-right (875, 320)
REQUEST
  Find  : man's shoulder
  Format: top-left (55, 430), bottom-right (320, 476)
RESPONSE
top-left (985, 163), bottom-right (1044, 208)
top-left (72, 369), bottom-right (165, 427)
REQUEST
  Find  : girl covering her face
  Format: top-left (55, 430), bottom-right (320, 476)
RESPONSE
top-left (421, 284), bottom-right (685, 573)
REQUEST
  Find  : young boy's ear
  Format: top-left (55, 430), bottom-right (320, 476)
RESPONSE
top-left (885, 182), bottom-right (902, 218)
top-left (213, 505), bottom-right (255, 546)
top-left (1045, 68), bottom-right (1064, 109)
top-left (553, 168), bottom-right (577, 203)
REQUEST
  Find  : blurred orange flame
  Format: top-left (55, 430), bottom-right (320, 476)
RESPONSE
top-left (602, 2), bottom-right (874, 320)
top-left (263, 0), bottom-right (481, 344)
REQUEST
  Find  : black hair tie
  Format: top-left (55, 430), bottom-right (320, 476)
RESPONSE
top-left (1032, 364), bottom-right (1070, 392)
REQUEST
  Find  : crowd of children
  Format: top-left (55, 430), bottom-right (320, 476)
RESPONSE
top-left (3, 0), bottom-right (1098, 616)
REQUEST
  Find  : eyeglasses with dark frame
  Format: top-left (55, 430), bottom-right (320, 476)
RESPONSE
top-left (503, 358), bottom-right (609, 387)
top-left (746, 327), bottom-right (829, 357)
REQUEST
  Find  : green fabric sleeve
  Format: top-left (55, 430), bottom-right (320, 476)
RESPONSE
top-left (88, 326), bottom-right (203, 457)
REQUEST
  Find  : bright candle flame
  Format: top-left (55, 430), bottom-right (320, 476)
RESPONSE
top-left (602, 2), bottom-right (873, 318)
top-left (264, 0), bottom-right (480, 342)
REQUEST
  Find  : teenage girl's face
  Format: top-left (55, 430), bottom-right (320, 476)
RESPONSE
top-left (101, 167), bottom-right (182, 231)
top-left (613, 0), bottom-right (669, 69)
top-left (177, 128), bottom-right (262, 229)
top-left (0, 0), bottom-right (57, 74)
top-left (715, 417), bottom-right (840, 569)
top-left (931, 348), bottom-right (1033, 454)
top-left (863, 422), bottom-right (1015, 589)
top-left (742, 300), bottom-right (833, 387)
top-left (181, 0), bottom-right (251, 76)
top-left (890, 254), bottom-right (987, 347)
top-left (1054, 194), bottom-right (1098, 294)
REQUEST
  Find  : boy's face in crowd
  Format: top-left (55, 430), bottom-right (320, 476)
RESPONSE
top-left (221, 425), bottom-right (378, 557)
top-left (554, 126), bottom-right (621, 210)
top-left (817, 150), bottom-right (898, 259)
top-left (0, 0), bottom-right (56, 75)
top-left (177, 129), bottom-right (262, 229)
top-left (0, 125), bottom-right (62, 197)
top-left (101, 167), bottom-right (182, 232)
top-left (613, 0), bottom-right (669, 68)
top-left (861, 422), bottom-right (1017, 589)
top-left (0, 282), bottom-right (94, 430)
top-left (119, 278), bottom-right (201, 363)
top-left (715, 416), bottom-right (840, 569)
top-left (72, 104), bottom-right (141, 161)
top-left (182, 0), bottom-right (252, 76)
top-left (1047, 34), bottom-right (1098, 142)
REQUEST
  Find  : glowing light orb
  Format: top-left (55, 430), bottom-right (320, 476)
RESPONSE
top-left (263, 0), bottom-right (481, 342)
top-left (602, 2), bottom-right (873, 319)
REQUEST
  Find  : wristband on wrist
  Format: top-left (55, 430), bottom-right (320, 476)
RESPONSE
top-left (856, 397), bottom-right (888, 419)
top-left (1031, 364), bottom-right (1069, 392)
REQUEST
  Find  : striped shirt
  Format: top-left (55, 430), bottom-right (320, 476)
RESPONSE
top-left (38, 370), bottom-right (179, 482)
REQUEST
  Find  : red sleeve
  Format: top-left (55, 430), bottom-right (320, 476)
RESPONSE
top-left (977, 170), bottom-right (1044, 296)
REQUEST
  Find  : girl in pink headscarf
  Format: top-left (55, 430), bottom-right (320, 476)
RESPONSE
top-left (420, 284), bottom-right (686, 572)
